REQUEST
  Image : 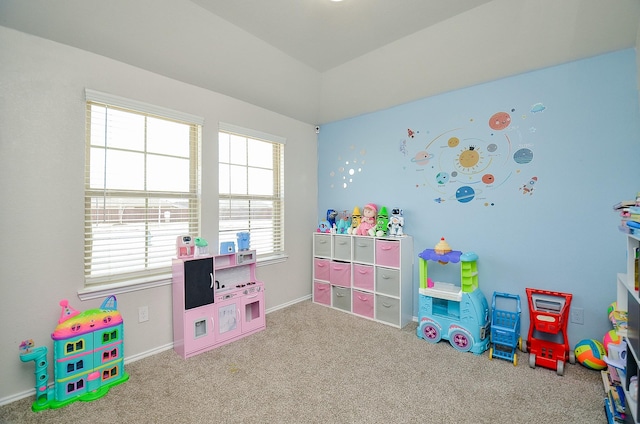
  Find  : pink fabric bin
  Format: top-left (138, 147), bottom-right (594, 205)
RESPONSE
top-left (352, 264), bottom-right (374, 291)
top-left (314, 258), bottom-right (330, 281)
top-left (375, 240), bottom-right (400, 268)
top-left (329, 261), bottom-right (351, 287)
top-left (313, 281), bottom-right (331, 306)
top-left (352, 290), bottom-right (374, 318)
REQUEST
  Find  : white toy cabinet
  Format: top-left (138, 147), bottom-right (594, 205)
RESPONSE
top-left (312, 233), bottom-right (413, 328)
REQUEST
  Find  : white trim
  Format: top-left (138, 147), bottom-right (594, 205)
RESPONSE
top-left (265, 294), bottom-right (311, 314)
top-left (85, 88), bottom-right (205, 125)
top-left (78, 275), bottom-right (172, 301)
top-left (256, 253), bottom-right (289, 267)
top-left (219, 121), bottom-right (286, 144)
top-left (124, 343), bottom-right (174, 365)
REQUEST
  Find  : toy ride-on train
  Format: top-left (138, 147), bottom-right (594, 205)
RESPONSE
top-left (416, 238), bottom-right (490, 355)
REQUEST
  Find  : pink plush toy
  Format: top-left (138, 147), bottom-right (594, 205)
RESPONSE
top-left (356, 203), bottom-right (377, 236)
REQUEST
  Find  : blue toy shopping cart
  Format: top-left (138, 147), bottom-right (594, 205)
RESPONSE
top-left (489, 292), bottom-right (521, 366)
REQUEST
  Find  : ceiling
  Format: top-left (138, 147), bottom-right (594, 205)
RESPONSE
top-left (1, 0), bottom-right (639, 124)
top-left (190, 0), bottom-right (493, 72)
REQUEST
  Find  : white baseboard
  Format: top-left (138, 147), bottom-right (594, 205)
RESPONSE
top-left (266, 294), bottom-right (311, 314)
top-left (123, 342), bottom-right (174, 365)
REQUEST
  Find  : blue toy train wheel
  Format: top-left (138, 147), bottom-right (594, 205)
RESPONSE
top-left (418, 321), bottom-right (442, 343)
top-left (449, 328), bottom-right (473, 352)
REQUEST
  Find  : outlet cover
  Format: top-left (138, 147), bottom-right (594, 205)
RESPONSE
top-left (138, 306), bottom-right (149, 323)
top-left (571, 307), bottom-right (584, 325)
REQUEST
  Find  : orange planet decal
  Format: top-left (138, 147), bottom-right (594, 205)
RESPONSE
top-left (489, 112), bottom-right (511, 131)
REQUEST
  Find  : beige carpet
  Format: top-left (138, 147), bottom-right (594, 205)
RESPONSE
top-left (1, 300), bottom-right (605, 424)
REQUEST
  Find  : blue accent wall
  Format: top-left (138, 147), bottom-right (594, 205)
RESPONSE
top-left (318, 49), bottom-right (640, 344)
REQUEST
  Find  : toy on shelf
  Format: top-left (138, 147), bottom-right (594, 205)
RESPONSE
top-left (220, 241), bottom-right (236, 253)
top-left (19, 296), bottom-right (129, 412)
top-left (355, 203), bottom-right (377, 236)
top-left (488, 292), bottom-right (521, 366)
top-left (336, 210), bottom-right (351, 234)
top-left (388, 208), bottom-right (404, 236)
top-left (521, 288), bottom-right (575, 375)
top-left (176, 235), bottom-right (195, 258)
top-left (326, 209), bottom-right (338, 231)
top-left (347, 206), bottom-right (361, 234)
top-left (194, 237), bottom-right (209, 256)
top-left (416, 238), bottom-right (490, 355)
top-left (237, 231), bottom-right (250, 250)
top-left (375, 206), bottom-right (389, 237)
top-left (317, 220), bottom-right (331, 233)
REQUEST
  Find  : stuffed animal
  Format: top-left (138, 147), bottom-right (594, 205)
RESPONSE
top-left (326, 209), bottom-right (338, 231)
top-left (375, 206), bottom-right (389, 237)
top-left (336, 210), bottom-right (351, 234)
top-left (347, 206), bottom-right (361, 235)
top-left (356, 203), bottom-right (377, 236)
top-left (388, 208), bottom-right (404, 236)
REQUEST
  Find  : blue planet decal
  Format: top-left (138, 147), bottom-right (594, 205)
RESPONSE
top-left (513, 148), bottom-right (533, 164)
top-left (455, 186), bottom-right (475, 203)
top-left (435, 172), bottom-right (450, 184)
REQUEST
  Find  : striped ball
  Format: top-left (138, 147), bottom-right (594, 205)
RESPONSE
top-left (603, 330), bottom-right (621, 354)
top-left (574, 339), bottom-right (607, 370)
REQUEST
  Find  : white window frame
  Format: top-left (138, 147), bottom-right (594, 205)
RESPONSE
top-left (218, 122), bottom-right (286, 264)
top-left (79, 89), bottom-right (203, 300)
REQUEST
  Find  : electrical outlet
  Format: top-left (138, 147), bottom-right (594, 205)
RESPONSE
top-left (138, 306), bottom-right (149, 323)
top-left (571, 307), bottom-right (584, 325)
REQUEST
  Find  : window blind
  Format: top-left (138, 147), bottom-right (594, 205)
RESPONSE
top-left (84, 90), bottom-right (202, 286)
top-left (218, 123), bottom-right (285, 259)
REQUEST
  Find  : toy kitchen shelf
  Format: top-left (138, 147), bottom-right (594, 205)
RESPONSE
top-left (312, 233), bottom-right (413, 329)
top-left (172, 250), bottom-right (265, 359)
top-left (615, 233), bottom-right (640, 423)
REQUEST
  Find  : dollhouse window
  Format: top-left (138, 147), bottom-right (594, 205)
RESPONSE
top-left (65, 340), bottom-right (84, 354)
top-left (84, 89), bottom-right (203, 289)
top-left (218, 123), bottom-right (286, 261)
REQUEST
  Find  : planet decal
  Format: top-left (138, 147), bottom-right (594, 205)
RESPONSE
top-left (455, 186), bottom-right (475, 203)
top-left (486, 143), bottom-right (498, 153)
top-left (482, 174), bottom-right (495, 184)
top-left (489, 112), bottom-right (511, 131)
top-left (447, 137), bottom-right (460, 148)
top-left (411, 150), bottom-right (434, 166)
top-left (513, 148), bottom-right (533, 164)
top-left (436, 172), bottom-right (450, 185)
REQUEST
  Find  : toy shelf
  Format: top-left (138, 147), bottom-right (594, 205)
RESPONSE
top-left (614, 233), bottom-right (640, 423)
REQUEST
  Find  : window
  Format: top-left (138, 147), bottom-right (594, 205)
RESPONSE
top-left (218, 123), bottom-right (285, 260)
top-left (84, 89), bottom-right (203, 288)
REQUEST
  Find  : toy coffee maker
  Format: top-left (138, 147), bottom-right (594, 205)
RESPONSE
top-left (176, 235), bottom-right (195, 258)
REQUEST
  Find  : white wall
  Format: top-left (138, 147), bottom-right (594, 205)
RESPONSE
top-left (0, 26), bottom-right (318, 402)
